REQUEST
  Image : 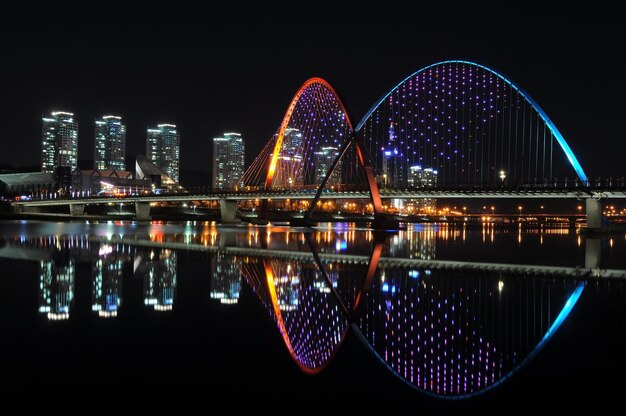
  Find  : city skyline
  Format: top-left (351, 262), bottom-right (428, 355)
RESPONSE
top-left (40, 110), bottom-right (188, 174)
top-left (1, 9), bottom-right (624, 180)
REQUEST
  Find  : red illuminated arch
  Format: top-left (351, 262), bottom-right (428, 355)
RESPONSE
top-left (264, 78), bottom-right (353, 189)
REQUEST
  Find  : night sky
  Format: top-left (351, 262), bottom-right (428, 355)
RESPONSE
top-left (1, 6), bottom-right (624, 181)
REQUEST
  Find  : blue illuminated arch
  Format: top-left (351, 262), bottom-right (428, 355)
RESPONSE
top-left (352, 281), bottom-right (585, 400)
top-left (355, 60), bottom-right (588, 183)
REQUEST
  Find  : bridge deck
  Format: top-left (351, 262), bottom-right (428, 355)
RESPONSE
top-left (12, 187), bottom-right (626, 207)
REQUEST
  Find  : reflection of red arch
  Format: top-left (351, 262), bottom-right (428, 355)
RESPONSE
top-left (264, 78), bottom-right (353, 189)
top-left (262, 240), bottom-right (384, 374)
top-left (263, 260), bottom-right (348, 375)
top-left (353, 241), bottom-right (383, 311)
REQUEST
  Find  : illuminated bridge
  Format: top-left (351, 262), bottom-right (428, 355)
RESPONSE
top-left (12, 61), bottom-right (626, 229)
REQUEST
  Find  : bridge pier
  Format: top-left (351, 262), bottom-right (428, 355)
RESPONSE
top-left (585, 237), bottom-right (601, 269)
top-left (371, 213), bottom-right (402, 230)
top-left (69, 204), bottom-right (85, 216)
top-left (289, 216), bottom-right (313, 227)
top-left (135, 202), bottom-right (151, 221)
top-left (218, 232), bottom-right (236, 248)
top-left (585, 198), bottom-right (603, 230)
top-left (219, 199), bottom-right (239, 224)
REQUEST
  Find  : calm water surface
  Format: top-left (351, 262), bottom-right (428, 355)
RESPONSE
top-left (1, 220), bottom-right (624, 408)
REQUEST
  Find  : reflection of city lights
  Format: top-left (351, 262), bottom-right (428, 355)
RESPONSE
top-left (47, 313), bottom-right (69, 321)
top-left (98, 244), bottom-right (113, 256)
top-left (498, 280), bottom-right (504, 292)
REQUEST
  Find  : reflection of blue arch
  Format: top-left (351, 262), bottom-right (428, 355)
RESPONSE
top-left (355, 60), bottom-right (588, 183)
top-left (352, 281), bottom-right (585, 400)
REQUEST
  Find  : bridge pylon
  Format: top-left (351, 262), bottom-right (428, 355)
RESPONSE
top-left (219, 199), bottom-right (239, 224)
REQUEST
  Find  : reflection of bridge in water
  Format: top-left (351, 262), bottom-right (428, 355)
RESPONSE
top-left (1, 228), bottom-right (623, 398)
top-left (12, 61), bottom-right (626, 230)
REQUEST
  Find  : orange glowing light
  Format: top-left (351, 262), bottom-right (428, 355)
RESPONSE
top-left (265, 78), bottom-right (352, 189)
top-left (264, 261), bottom-right (339, 375)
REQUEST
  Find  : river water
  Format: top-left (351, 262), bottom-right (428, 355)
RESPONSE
top-left (0, 220), bottom-right (624, 408)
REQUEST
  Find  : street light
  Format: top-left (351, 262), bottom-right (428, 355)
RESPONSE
top-left (491, 206), bottom-right (495, 216)
top-left (518, 205), bottom-right (523, 218)
top-left (499, 170), bottom-right (506, 185)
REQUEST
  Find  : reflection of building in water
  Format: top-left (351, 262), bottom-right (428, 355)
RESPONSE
top-left (92, 245), bottom-right (123, 318)
top-left (140, 250), bottom-right (177, 311)
top-left (313, 270), bottom-right (338, 294)
top-left (388, 231), bottom-right (436, 260)
top-left (356, 269), bottom-right (582, 398)
top-left (210, 253), bottom-right (241, 304)
top-left (39, 258), bottom-right (75, 320)
top-left (274, 263), bottom-right (300, 311)
top-left (409, 236), bottom-right (435, 260)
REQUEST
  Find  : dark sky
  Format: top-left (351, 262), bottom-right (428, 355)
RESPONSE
top-left (1, 6), bottom-right (624, 179)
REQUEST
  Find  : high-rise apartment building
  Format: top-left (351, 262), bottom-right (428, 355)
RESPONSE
top-left (94, 115), bottom-right (126, 171)
top-left (279, 128), bottom-right (303, 186)
top-left (212, 133), bottom-right (245, 189)
top-left (146, 124), bottom-right (180, 182)
top-left (41, 111), bottom-right (78, 172)
top-left (314, 146), bottom-right (340, 185)
top-left (408, 166), bottom-right (438, 188)
top-left (408, 165), bottom-right (438, 212)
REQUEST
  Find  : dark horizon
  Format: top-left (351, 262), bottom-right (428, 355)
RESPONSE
top-left (1, 7), bottom-right (624, 179)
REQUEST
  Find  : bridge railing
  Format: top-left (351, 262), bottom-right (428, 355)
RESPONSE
top-left (377, 177), bottom-right (626, 191)
top-left (10, 176), bottom-right (626, 203)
